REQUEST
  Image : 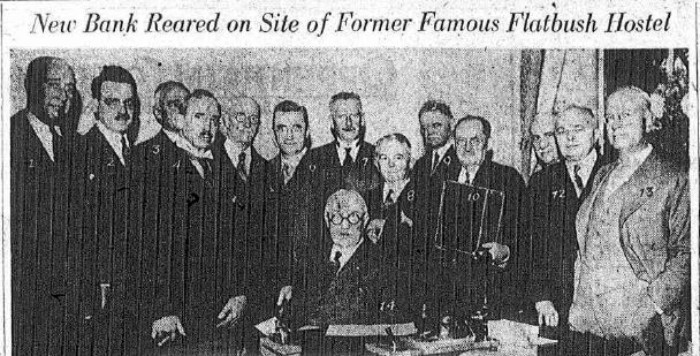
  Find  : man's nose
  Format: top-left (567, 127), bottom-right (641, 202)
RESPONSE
top-left (345, 116), bottom-right (353, 127)
top-left (340, 219), bottom-right (352, 229)
top-left (388, 159), bottom-right (396, 168)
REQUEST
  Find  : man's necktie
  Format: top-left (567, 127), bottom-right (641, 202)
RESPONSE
top-left (458, 168), bottom-right (470, 184)
top-left (199, 158), bottom-right (213, 180)
top-left (333, 251), bottom-right (342, 271)
top-left (121, 135), bottom-right (131, 164)
top-left (385, 189), bottom-right (395, 205)
top-left (237, 152), bottom-right (247, 180)
top-left (50, 126), bottom-right (63, 162)
top-left (282, 162), bottom-right (292, 184)
top-left (573, 164), bottom-right (585, 196)
top-left (342, 147), bottom-right (353, 167)
top-left (431, 152), bottom-right (440, 172)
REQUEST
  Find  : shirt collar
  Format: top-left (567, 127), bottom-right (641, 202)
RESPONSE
top-left (96, 121), bottom-right (129, 165)
top-left (224, 139), bottom-right (251, 165)
top-left (329, 238), bottom-right (364, 270)
top-left (384, 178), bottom-right (410, 200)
top-left (175, 134), bottom-right (214, 160)
top-left (26, 111), bottom-right (57, 161)
top-left (566, 149), bottom-right (598, 183)
top-left (281, 147), bottom-right (307, 166)
top-left (434, 140), bottom-right (454, 159)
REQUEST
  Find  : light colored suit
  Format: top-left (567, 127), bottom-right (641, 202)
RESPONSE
top-left (574, 150), bottom-right (690, 346)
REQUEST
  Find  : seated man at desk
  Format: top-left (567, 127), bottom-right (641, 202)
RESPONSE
top-left (278, 189), bottom-right (409, 355)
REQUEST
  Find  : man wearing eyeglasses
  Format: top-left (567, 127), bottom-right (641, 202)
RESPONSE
top-left (526, 105), bottom-right (604, 355)
top-left (11, 56), bottom-right (80, 355)
top-left (441, 115), bottom-right (525, 319)
top-left (278, 189), bottom-right (406, 355)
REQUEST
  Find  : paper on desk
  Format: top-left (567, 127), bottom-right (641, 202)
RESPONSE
top-left (326, 322), bottom-right (417, 337)
top-left (487, 320), bottom-right (557, 347)
top-left (487, 319), bottom-right (538, 344)
top-left (255, 317), bottom-right (278, 336)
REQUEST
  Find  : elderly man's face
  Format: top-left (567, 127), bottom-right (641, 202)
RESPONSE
top-left (555, 110), bottom-right (596, 163)
top-left (326, 193), bottom-right (368, 248)
top-left (419, 111), bottom-right (451, 149)
top-left (98, 81), bottom-right (135, 134)
top-left (182, 96), bottom-right (220, 149)
top-left (43, 61), bottom-right (76, 123)
top-left (224, 98), bottom-right (260, 146)
top-left (455, 120), bottom-right (488, 169)
top-left (606, 96), bottom-right (646, 152)
top-left (531, 114), bottom-right (559, 165)
top-left (274, 111), bottom-right (307, 156)
top-left (376, 140), bottom-right (410, 183)
top-left (331, 98), bottom-right (362, 143)
top-left (158, 86), bottom-right (188, 131)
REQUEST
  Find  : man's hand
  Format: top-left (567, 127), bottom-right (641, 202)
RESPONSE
top-left (535, 300), bottom-right (559, 327)
top-left (366, 219), bottom-right (386, 244)
top-left (277, 286), bottom-right (293, 306)
top-left (151, 315), bottom-right (186, 347)
top-left (481, 242), bottom-right (510, 265)
top-left (217, 295), bottom-right (247, 328)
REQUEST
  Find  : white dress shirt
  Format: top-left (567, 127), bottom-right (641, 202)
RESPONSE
top-left (336, 139), bottom-right (361, 164)
top-left (96, 121), bottom-right (129, 166)
top-left (224, 140), bottom-right (252, 175)
top-left (565, 149), bottom-right (598, 197)
top-left (431, 140), bottom-right (454, 169)
top-left (174, 135), bottom-right (214, 179)
top-left (603, 145), bottom-right (653, 199)
top-left (457, 165), bottom-right (479, 185)
top-left (329, 239), bottom-right (364, 272)
top-left (383, 178), bottom-right (410, 203)
top-left (280, 148), bottom-right (307, 184)
top-left (27, 112), bottom-right (59, 162)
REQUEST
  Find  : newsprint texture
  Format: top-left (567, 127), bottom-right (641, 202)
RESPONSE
top-left (1, 1), bottom-right (698, 356)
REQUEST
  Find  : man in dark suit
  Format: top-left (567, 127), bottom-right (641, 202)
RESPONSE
top-left (67, 65), bottom-right (143, 354)
top-left (567, 87), bottom-right (689, 356)
top-left (527, 106), bottom-right (604, 354)
top-left (279, 189), bottom-right (408, 355)
top-left (147, 89), bottom-right (256, 354)
top-left (412, 100), bottom-right (460, 252)
top-left (298, 92), bottom-right (380, 261)
top-left (442, 115), bottom-right (526, 320)
top-left (217, 96), bottom-right (270, 238)
top-left (10, 56), bottom-right (79, 355)
top-left (265, 100), bottom-right (312, 284)
top-left (363, 134), bottom-right (421, 288)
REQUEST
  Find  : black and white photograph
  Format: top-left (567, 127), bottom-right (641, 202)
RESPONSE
top-left (6, 46), bottom-right (692, 356)
top-left (1, 2), bottom-right (697, 356)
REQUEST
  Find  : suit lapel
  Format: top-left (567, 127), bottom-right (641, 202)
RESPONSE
top-left (616, 153), bottom-right (660, 228)
top-left (576, 163), bottom-right (614, 254)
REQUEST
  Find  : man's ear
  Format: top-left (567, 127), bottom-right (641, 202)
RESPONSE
top-left (363, 213), bottom-right (370, 228)
top-left (324, 213), bottom-right (330, 228)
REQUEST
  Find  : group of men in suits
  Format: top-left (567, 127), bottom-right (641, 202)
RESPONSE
top-left (10, 56), bottom-right (689, 356)
top-left (527, 96), bottom-right (689, 355)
